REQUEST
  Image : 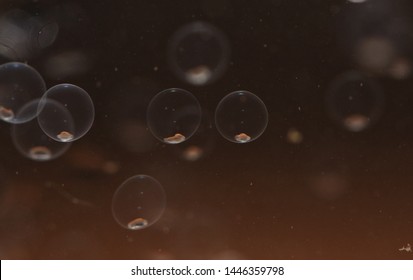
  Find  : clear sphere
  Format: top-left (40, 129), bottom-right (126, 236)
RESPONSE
top-left (0, 10), bottom-right (59, 60)
top-left (37, 83), bottom-right (95, 142)
top-left (12, 99), bottom-right (72, 161)
top-left (326, 71), bottom-right (385, 132)
top-left (31, 19), bottom-right (59, 50)
top-left (112, 175), bottom-right (166, 230)
top-left (167, 21), bottom-right (230, 86)
top-left (147, 88), bottom-right (202, 144)
top-left (215, 90), bottom-right (268, 143)
top-left (0, 62), bottom-right (46, 124)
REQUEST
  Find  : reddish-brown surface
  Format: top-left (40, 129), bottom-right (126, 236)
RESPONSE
top-left (0, 0), bottom-right (412, 259)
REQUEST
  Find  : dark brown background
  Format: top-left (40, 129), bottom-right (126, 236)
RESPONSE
top-left (0, 0), bottom-right (412, 259)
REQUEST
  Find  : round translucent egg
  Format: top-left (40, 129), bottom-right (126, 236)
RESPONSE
top-left (326, 71), bottom-right (385, 132)
top-left (112, 175), bottom-right (166, 230)
top-left (12, 99), bottom-right (72, 161)
top-left (37, 83), bottom-right (94, 142)
top-left (0, 62), bottom-right (46, 124)
top-left (147, 88), bottom-right (201, 144)
top-left (215, 90), bottom-right (268, 143)
top-left (167, 21), bottom-right (230, 86)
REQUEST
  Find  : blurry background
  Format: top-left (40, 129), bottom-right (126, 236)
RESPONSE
top-left (0, 0), bottom-right (412, 259)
